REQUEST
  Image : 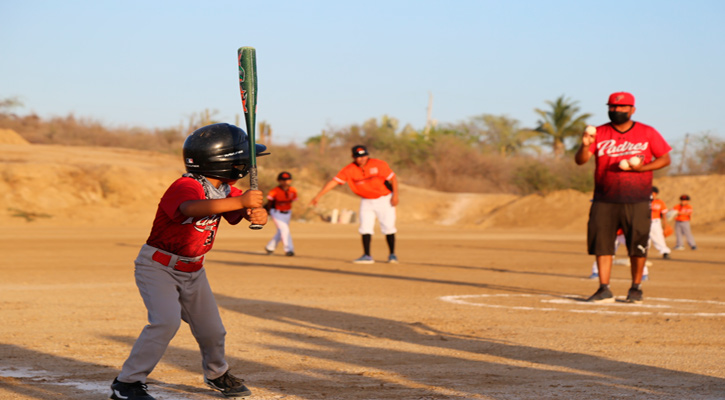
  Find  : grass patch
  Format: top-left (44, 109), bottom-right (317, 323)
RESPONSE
top-left (9, 208), bottom-right (52, 222)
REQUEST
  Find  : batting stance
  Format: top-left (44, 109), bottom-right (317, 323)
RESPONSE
top-left (110, 123), bottom-right (267, 400)
top-left (265, 171), bottom-right (297, 256)
top-left (310, 145), bottom-right (399, 264)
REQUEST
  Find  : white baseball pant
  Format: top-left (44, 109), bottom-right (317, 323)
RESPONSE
top-left (266, 209), bottom-right (294, 253)
top-left (648, 218), bottom-right (671, 255)
top-left (358, 193), bottom-right (397, 235)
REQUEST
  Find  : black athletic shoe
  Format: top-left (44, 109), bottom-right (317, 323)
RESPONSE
top-left (110, 378), bottom-right (156, 400)
top-left (626, 287), bottom-right (643, 304)
top-left (663, 253), bottom-right (671, 259)
top-left (285, 251), bottom-right (295, 256)
top-left (587, 287), bottom-right (614, 303)
top-left (205, 371), bottom-right (252, 398)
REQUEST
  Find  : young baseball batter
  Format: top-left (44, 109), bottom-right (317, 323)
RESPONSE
top-left (673, 194), bottom-right (697, 250)
top-left (310, 145), bottom-right (399, 264)
top-left (110, 123), bottom-right (267, 400)
top-left (265, 171), bottom-right (297, 256)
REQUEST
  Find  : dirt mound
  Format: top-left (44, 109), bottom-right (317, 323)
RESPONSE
top-left (0, 144), bottom-right (184, 226)
top-left (0, 129), bottom-right (30, 145)
top-left (1, 143), bottom-right (723, 233)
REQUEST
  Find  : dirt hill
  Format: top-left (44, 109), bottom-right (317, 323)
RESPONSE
top-left (1, 143), bottom-right (723, 233)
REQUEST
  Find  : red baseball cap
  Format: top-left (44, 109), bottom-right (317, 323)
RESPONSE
top-left (607, 92), bottom-right (635, 106)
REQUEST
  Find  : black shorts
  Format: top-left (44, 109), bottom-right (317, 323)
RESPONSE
top-left (587, 201), bottom-right (651, 257)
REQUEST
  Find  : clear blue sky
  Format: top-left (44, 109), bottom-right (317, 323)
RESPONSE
top-left (2, 0), bottom-right (723, 147)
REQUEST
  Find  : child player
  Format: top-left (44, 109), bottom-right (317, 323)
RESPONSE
top-left (110, 123), bottom-right (267, 400)
top-left (264, 171), bottom-right (298, 256)
top-left (673, 194), bottom-right (697, 250)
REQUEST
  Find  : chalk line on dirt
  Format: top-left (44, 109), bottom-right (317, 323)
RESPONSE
top-left (439, 294), bottom-right (725, 317)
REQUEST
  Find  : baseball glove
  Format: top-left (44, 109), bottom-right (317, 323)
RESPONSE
top-left (663, 224), bottom-right (674, 237)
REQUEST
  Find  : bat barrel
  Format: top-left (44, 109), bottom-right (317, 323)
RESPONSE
top-left (239, 46), bottom-right (263, 230)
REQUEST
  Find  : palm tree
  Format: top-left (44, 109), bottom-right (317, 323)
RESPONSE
top-left (535, 95), bottom-right (591, 157)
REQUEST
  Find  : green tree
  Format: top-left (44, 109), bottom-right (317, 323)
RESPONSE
top-left (534, 95), bottom-right (591, 157)
top-left (0, 96), bottom-right (23, 111)
top-left (466, 114), bottom-right (538, 156)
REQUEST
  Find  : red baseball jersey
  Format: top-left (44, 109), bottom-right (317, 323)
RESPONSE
top-left (588, 122), bottom-right (671, 203)
top-left (334, 158), bottom-right (395, 199)
top-left (650, 198), bottom-right (667, 220)
top-left (146, 177), bottom-right (244, 257)
top-left (674, 203), bottom-right (693, 222)
top-left (267, 186), bottom-right (297, 212)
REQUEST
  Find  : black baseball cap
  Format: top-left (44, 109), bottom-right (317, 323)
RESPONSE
top-left (277, 171), bottom-right (292, 180)
top-left (351, 145), bottom-right (369, 157)
top-left (652, 186), bottom-right (659, 193)
top-left (680, 194), bottom-right (690, 200)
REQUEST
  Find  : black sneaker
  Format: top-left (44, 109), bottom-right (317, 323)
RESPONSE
top-left (587, 287), bottom-right (614, 303)
top-left (285, 251), bottom-right (295, 256)
top-left (205, 371), bottom-right (252, 398)
top-left (626, 287), bottom-right (643, 303)
top-left (663, 253), bottom-right (670, 259)
top-left (110, 378), bottom-right (156, 400)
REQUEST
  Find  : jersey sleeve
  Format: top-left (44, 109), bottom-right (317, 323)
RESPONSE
top-left (160, 178), bottom-right (205, 222)
top-left (333, 165), bottom-right (351, 184)
top-left (223, 186), bottom-right (245, 225)
top-left (267, 187), bottom-right (279, 201)
top-left (648, 127), bottom-right (672, 158)
top-left (378, 160), bottom-right (395, 180)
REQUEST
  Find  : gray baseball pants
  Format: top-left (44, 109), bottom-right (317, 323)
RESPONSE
top-left (118, 244), bottom-right (228, 383)
top-left (675, 220), bottom-right (697, 248)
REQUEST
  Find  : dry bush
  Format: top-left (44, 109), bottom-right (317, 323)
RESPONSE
top-left (2, 110), bottom-right (606, 196)
top-left (0, 113), bottom-right (185, 154)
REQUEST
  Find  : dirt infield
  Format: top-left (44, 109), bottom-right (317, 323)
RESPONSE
top-left (1, 222), bottom-right (723, 400)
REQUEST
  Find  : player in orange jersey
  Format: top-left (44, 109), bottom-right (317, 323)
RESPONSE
top-left (310, 145), bottom-right (399, 264)
top-left (265, 171), bottom-right (298, 256)
top-left (673, 194), bottom-right (697, 250)
top-left (649, 186), bottom-right (672, 259)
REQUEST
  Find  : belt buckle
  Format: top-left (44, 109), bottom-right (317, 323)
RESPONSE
top-left (173, 256), bottom-right (204, 273)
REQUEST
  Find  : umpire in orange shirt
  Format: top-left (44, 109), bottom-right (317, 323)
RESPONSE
top-left (310, 145), bottom-right (399, 264)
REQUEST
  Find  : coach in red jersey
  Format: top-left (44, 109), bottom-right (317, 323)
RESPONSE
top-left (575, 92), bottom-right (671, 304)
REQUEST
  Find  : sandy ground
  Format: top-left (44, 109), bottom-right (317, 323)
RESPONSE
top-left (1, 221), bottom-right (724, 400)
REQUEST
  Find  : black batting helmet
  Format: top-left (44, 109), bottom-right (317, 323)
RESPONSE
top-left (183, 123), bottom-right (267, 181)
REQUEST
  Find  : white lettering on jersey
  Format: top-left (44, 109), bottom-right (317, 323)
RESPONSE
top-left (597, 139), bottom-right (649, 158)
top-left (194, 215), bottom-right (220, 232)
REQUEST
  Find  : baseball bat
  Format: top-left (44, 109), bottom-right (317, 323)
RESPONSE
top-left (238, 46), bottom-right (263, 230)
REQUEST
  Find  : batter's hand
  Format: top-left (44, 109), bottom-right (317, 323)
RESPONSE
top-left (391, 195), bottom-right (399, 206)
top-left (246, 207), bottom-right (268, 225)
top-left (240, 189), bottom-right (264, 209)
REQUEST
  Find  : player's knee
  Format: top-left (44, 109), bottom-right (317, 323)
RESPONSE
top-left (194, 328), bottom-right (227, 347)
top-left (148, 316), bottom-right (182, 339)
